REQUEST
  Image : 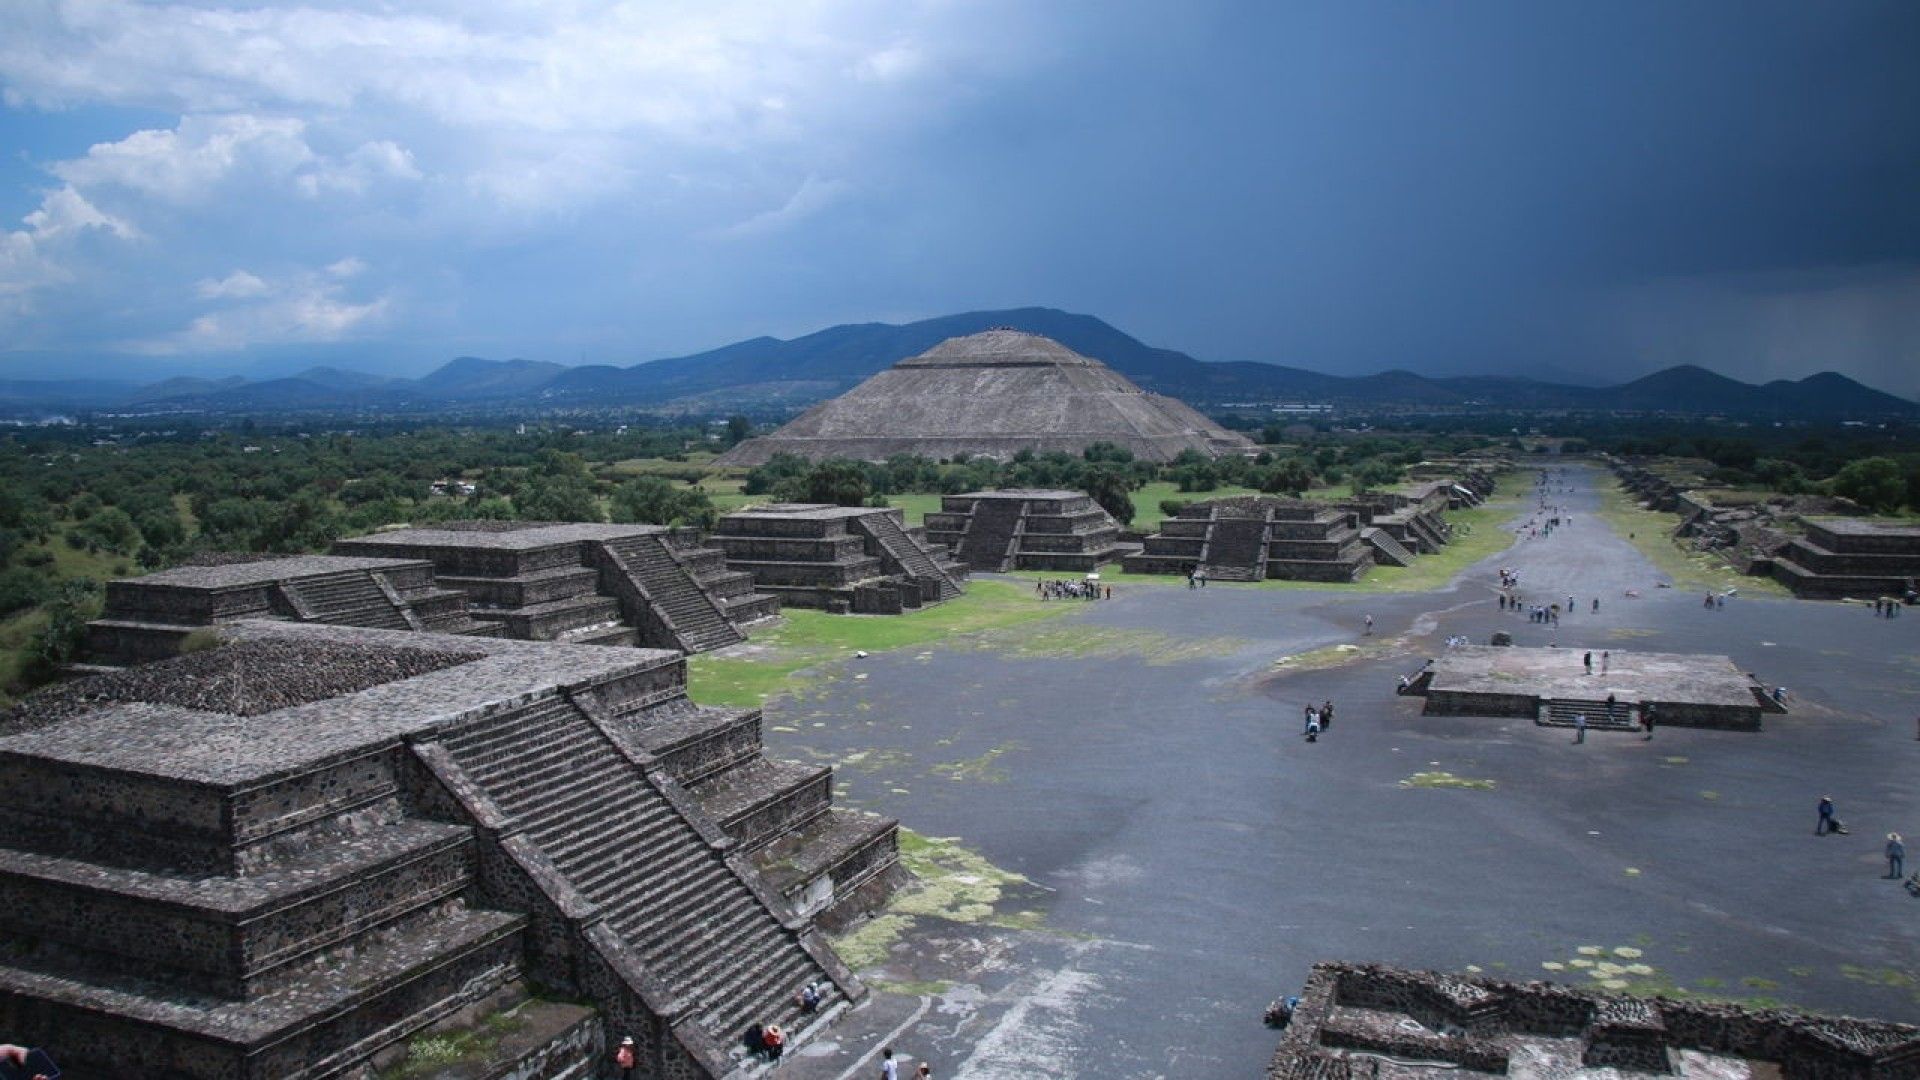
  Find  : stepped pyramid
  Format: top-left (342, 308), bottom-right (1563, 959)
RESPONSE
top-left (334, 522), bottom-right (779, 654)
top-left (714, 329), bottom-right (1255, 465)
top-left (0, 621), bottom-right (886, 1077)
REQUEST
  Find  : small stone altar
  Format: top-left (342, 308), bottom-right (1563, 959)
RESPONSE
top-left (1407, 646), bottom-right (1781, 731)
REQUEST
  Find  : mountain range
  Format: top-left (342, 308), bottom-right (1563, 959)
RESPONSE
top-left (1, 307), bottom-right (1913, 419)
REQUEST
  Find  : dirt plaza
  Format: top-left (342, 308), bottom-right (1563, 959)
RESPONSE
top-left (770, 463), bottom-right (1920, 1079)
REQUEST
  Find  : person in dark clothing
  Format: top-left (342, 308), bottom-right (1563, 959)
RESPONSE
top-left (1817, 796), bottom-right (1836, 835)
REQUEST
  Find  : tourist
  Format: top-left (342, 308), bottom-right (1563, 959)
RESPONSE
top-left (0, 1045), bottom-right (50, 1080)
top-left (881, 1047), bottom-right (899, 1080)
top-left (1817, 796), bottom-right (1836, 836)
top-left (798, 981), bottom-right (822, 1013)
top-left (1322, 699), bottom-right (1334, 729)
top-left (1605, 693), bottom-right (1617, 721)
top-left (762, 1022), bottom-right (785, 1063)
top-left (1888, 833), bottom-right (1906, 879)
top-left (615, 1035), bottom-right (636, 1079)
top-left (1601, 650), bottom-right (1609, 673)
top-left (916, 1065), bottom-right (932, 1078)
top-left (1307, 715), bottom-right (1321, 742)
top-left (1583, 651), bottom-right (1592, 673)
top-left (1574, 714), bottom-right (1586, 744)
top-left (1592, 597), bottom-right (1599, 612)
top-left (1304, 704), bottom-right (1318, 734)
top-left (1643, 706), bottom-right (1656, 741)
top-left (1364, 614), bottom-right (1374, 635)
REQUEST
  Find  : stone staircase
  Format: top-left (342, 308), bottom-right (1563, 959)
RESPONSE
top-left (1200, 516), bottom-right (1270, 581)
top-left (1538, 698), bottom-right (1639, 730)
top-left (434, 695), bottom-right (839, 1052)
top-left (283, 571), bottom-right (414, 630)
top-left (600, 535), bottom-right (744, 654)
top-left (854, 512), bottom-right (963, 600)
top-left (959, 498), bottom-right (1025, 572)
top-left (1361, 527), bottom-right (1415, 568)
top-left (1406, 512), bottom-right (1449, 553)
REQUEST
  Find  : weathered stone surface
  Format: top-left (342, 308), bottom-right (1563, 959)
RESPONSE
top-left (1269, 963), bottom-right (1920, 1079)
top-left (715, 329), bottom-right (1255, 465)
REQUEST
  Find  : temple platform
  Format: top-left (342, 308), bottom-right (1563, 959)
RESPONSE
top-left (1408, 646), bottom-right (1780, 731)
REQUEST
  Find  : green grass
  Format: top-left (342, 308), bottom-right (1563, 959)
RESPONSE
top-left (685, 579), bottom-right (1077, 707)
top-left (1127, 481), bottom-right (1264, 530)
top-left (1594, 481), bottom-right (1789, 597)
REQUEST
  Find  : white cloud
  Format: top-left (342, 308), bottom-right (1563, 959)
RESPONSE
top-left (140, 260), bottom-right (390, 353)
top-left (194, 269), bottom-right (268, 299)
top-left (54, 114), bottom-right (315, 203)
top-left (0, 185), bottom-right (138, 325)
top-left (24, 185), bottom-right (137, 241)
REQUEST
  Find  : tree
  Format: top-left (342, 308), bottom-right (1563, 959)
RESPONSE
top-left (610, 476), bottom-right (715, 527)
top-left (1831, 456), bottom-right (1906, 512)
top-left (1082, 466), bottom-right (1135, 525)
top-left (725, 415), bottom-right (753, 446)
top-left (1260, 459), bottom-right (1315, 497)
top-left (804, 459), bottom-right (869, 507)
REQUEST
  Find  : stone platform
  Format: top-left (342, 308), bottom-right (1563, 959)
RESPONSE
top-left (1771, 517), bottom-right (1920, 600)
top-left (923, 489), bottom-right (1127, 573)
top-left (335, 521), bottom-right (779, 654)
top-left (1408, 646), bottom-right (1779, 731)
top-left (85, 553), bottom-right (497, 667)
top-left (1268, 962), bottom-right (1920, 1079)
top-left (710, 503), bottom-right (967, 613)
top-left (1123, 496), bottom-right (1375, 582)
top-left (0, 620), bottom-right (887, 1078)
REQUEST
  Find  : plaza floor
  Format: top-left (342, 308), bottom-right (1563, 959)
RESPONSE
top-left (762, 463), bottom-right (1920, 1080)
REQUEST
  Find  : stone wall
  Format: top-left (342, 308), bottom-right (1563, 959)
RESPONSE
top-left (1268, 962), bottom-right (1920, 1080)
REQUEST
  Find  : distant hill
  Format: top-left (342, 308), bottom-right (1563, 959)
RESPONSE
top-left (0, 308), bottom-right (1912, 418)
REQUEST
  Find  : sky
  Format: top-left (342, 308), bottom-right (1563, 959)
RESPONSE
top-left (1, 0), bottom-right (1917, 396)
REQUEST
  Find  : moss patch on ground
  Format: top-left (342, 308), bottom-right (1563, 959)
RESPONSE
top-left (829, 830), bottom-right (1041, 971)
top-left (1594, 481), bottom-right (1789, 597)
top-left (378, 1007), bottom-right (527, 1079)
top-left (1401, 771), bottom-right (1496, 791)
top-left (970, 623), bottom-right (1250, 664)
top-left (1533, 942), bottom-right (1808, 1007)
top-left (686, 580), bottom-right (1076, 707)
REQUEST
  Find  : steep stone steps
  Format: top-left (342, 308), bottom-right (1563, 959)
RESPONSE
top-left (1200, 517), bottom-right (1270, 581)
top-left (958, 499), bottom-right (1024, 572)
top-left (1361, 527), bottom-right (1415, 568)
top-left (436, 696), bottom-right (829, 1055)
top-left (601, 535), bottom-right (743, 653)
top-left (854, 513), bottom-right (962, 600)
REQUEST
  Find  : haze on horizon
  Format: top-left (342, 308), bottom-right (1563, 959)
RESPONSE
top-left (1, 1), bottom-right (1917, 398)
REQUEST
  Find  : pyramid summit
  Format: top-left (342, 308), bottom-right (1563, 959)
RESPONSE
top-left (714, 328), bottom-right (1255, 465)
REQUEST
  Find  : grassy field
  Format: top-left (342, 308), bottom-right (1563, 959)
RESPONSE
top-left (686, 579), bottom-right (1077, 708)
top-left (1127, 481), bottom-right (1264, 529)
top-left (1595, 481), bottom-right (1789, 597)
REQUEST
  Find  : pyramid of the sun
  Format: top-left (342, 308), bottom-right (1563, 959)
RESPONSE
top-left (714, 329), bottom-right (1256, 465)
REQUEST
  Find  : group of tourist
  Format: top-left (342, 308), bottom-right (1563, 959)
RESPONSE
top-left (1302, 699), bottom-right (1337, 741)
top-left (1035, 577), bottom-right (1111, 600)
top-left (1871, 597), bottom-right (1904, 618)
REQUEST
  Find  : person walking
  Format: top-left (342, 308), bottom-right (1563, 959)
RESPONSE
top-left (1583, 651), bottom-right (1592, 673)
top-left (1817, 796), bottom-right (1835, 835)
top-left (1321, 699), bottom-right (1334, 730)
top-left (1601, 650), bottom-right (1610, 673)
top-left (1574, 714), bottom-right (1587, 744)
top-left (1888, 833), bottom-right (1906, 879)
top-left (1642, 709), bottom-right (1655, 741)
top-left (1363, 614), bottom-right (1374, 635)
top-left (881, 1047), bottom-right (899, 1080)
